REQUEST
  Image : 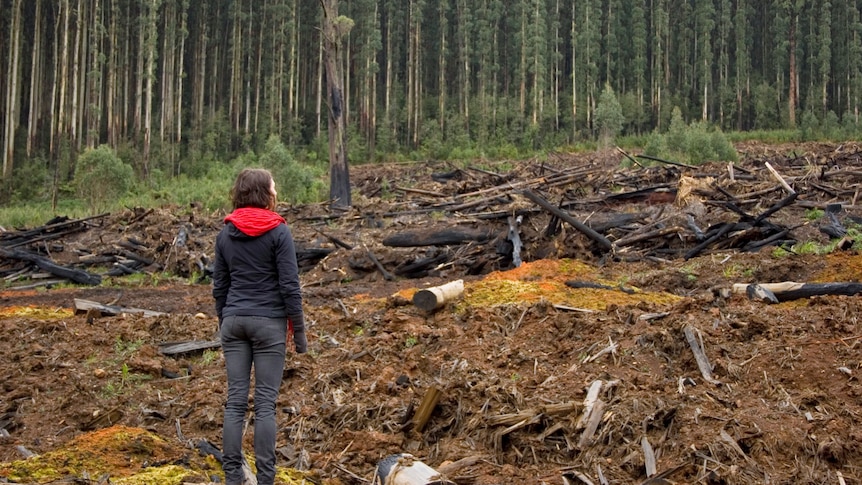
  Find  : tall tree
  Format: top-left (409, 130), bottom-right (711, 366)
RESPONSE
top-left (142, 0), bottom-right (162, 176)
top-left (734, 0), bottom-right (752, 129)
top-left (320, 0), bottom-right (353, 209)
top-left (694, 0), bottom-right (715, 120)
top-left (26, 0), bottom-right (45, 157)
top-left (2, 0), bottom-right (23, 179)
top-left (816, 0), bottom-right (832, 114)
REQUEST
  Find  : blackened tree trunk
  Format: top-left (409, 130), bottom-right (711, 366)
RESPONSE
top-left (320, 0), bottom-right (353, 210)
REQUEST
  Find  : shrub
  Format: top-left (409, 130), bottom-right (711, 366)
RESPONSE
top-left (257, 135), bottom-right (327, 205)
top-left (74, 145), bottom-right (135, 213)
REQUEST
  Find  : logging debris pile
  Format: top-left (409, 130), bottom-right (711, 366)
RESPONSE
top-left (1, 142), bottom-right (862, 485)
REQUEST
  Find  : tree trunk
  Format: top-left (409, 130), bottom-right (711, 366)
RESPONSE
top-left (26, 0), bottom-right (44, 158)
top-left (3, 0), bottom-right (23, 179)
top-left (87, 0), bottom-right (103, 149)
top-left (788, 12), bottom-right (797, 127)
top-left (320, 0), bottom-right (352, 210)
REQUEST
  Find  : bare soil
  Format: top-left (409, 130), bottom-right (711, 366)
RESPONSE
top-left (1, 143), bottom-right (861, 485)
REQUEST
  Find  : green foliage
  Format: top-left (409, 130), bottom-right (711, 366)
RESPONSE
top-left (74, 145), bottom-right (135, 213)
top-left (752, 83), bottom-right (781, 130)
top-left (258, 135), bottom-right (327, 205)
top-left (9, 157), bottom-right (51, 202)
top-left (643, 108), bottom-right (737, 165)
top-left (595, 84), bottom-right (625, 146)
top-left (804, 208), bottom-right (824, 220)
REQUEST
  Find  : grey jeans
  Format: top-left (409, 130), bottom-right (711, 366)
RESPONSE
top-left (220, 315), bottom-right (287, 485)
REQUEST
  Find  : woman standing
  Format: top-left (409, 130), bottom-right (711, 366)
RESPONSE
top-left (213, 168), bottom-right (307, 485)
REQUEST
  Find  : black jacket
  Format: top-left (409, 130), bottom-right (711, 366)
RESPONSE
top-left (212, 222), bottom-right (303, 323)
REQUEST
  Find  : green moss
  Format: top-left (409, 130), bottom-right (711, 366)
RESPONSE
top-left (113, 465), bottom-right (196, 485)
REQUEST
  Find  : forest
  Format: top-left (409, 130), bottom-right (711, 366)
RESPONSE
top-left (1, 0), bottom-right (862, 201)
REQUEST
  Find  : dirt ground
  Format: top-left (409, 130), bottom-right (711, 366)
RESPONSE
top-left (1, 143), bottom-right (862, 485)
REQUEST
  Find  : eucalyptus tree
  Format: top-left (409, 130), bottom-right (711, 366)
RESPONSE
top-left (320, 0), bottom-right (353, 209)
top-left (456, 0), bottom-right (474, 129)
top-left (351, 0), bottom-right (382, 158)
top-left (573, 0), bottom-right (602, 136)
top-left (650, 0), bottom-right (670, 129)
top-left (477, 0), bottom-right (503, 141)
top-left (693, 0), bottom-right (715, 121)
top-left (716, 0), bottom-right (732, 127)
top-left (627, 0), bottom-right (648, 132)
top-left (526, 0), bottom-right (548, 128)
top-left (26, 0), bottom-right (46, 158)
top-left (669, 0), bottom-right (694, 116)
top-left (733, 0), bottom-right (752, 129)
top-left (142, 0), bottom-right (162, 176)
top-left (815, 0), bottom-right (832, 115)
top-left (2, 0), bottom-right (23, 179)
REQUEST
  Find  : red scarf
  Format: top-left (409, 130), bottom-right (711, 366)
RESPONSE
top-left (224, 207), bottom-right (285, 236)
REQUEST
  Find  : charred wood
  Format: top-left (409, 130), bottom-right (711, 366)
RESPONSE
top-left (383, 227), bottom-right (496, 247)
top-left (0, 248), bottom-right (102, 285)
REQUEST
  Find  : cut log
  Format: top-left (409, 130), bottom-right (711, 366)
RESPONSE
top-left (732, 281), bottom-right (862, 302)
top-left (0, 248), bottom-right (102, 285)
top-left (74, 298), bottom-right (166, 317)
top-left (376, 453), bottom-right (456, 485)
top-left (413, 280), bottom-right (464, 311)
top-left (383, 227), bottom-right (495, 247)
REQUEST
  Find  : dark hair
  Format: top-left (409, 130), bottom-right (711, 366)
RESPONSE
top-left (230, 168), bottom-right (275, 210)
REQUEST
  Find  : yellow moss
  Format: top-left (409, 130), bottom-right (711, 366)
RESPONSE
top-left (463, 278), bottom-right (681, 311)
top-left (0, 305), bottom-right (74, 319)
top-left (0, 426), bottom-right (187, 483)
top-left (816, 253), bottom-right (862, 282)
top-left (112, 465), bottom-right (195, 485)
top-left (275, 467), bottom-right (319, 484)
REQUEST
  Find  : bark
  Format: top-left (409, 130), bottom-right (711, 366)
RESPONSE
top-left (3, 0), bottom-right (24, 179)
top-left (26, 0), bottom-right (44, 158)
top-left (788, 11), bottom-right (797, 127)
top-left (320, 0), bottom-right (352, 210)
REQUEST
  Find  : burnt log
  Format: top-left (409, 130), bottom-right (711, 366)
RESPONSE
top-left (0, 213), bottom-right (109, 249)
top-left (521, 189), bottom-right (613, 252)
top-left (383, 227), bottom-right (495, 247)
top-left (0, 248), bottom-right (102, 285)
top-left (393, 252), bottom-right (450, 278)
top-left (733, 281), bottom-right (862, 302)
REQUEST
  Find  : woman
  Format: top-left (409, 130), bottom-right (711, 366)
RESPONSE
top-left (212, 168), bottom-right (307, 485)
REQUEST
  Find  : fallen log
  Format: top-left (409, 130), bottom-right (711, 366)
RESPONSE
top-left (521, 189), bottom-right (613, 252)
top-left (413, 280), bottom-right (465, 311)
top-left (74, 298), bottom-right (165, 317)
top-left (376, 453), bottom-right (456, 485)
top-left (0, 213), bottom-right (109, 248)
top-left (158, 340), bottom-right (221, 356)
top-left (383, 227), bottom-right (495, 247)
top-left (0, 248), bottom-right (102, 285)
top-left (732, 281), bottom-right (862, 302)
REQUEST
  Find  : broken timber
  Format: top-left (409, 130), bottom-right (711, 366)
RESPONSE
top-left (1, 248), bottom-right (102, 286)
top-left (413, 279), bottom-right (465, 311)
top-left (382, 226), bottom-right (495, 247)
top-left (74, 298), bottom-right (166, 317)
top-left (521, 189), bottom-right (613, 252)
top-left (732, 281), bottom-right (862, 302)
top-left (158, 340), bottom-right (221, 356)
